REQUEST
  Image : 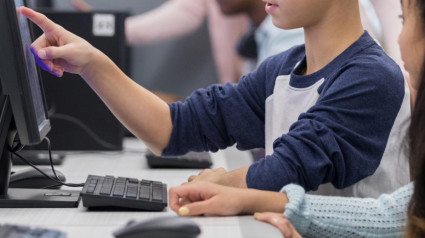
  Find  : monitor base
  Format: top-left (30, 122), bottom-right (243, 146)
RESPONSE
top-left (0, 188), bottom-right (80, 208)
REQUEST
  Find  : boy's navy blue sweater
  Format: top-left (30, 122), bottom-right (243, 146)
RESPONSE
top-left (163, 32), bottom-right (409, 194)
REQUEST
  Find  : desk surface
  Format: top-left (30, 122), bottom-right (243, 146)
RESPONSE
top-left (0, 138), bottom-right (282, 238)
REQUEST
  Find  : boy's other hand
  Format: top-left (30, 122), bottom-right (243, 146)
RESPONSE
top-left (188, 168), bottom-right (227, 184)
top-left (188, 166), bottom-right (249, 188)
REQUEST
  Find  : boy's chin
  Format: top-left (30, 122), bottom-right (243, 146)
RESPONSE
top-left (272, 19), bottom-right (302, 30)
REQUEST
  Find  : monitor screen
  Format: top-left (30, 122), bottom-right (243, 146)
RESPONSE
top-left (0, 0), bottom-right (51, 145)
top-left (16, 0), bottom-right (47, 129)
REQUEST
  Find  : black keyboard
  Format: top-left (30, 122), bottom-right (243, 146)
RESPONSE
top-left (146, 151), bottom-right (212, 169)
top-left (81, 175), bottom-right (167, 211)
top-left (0, 224), bottom-right (66, 238)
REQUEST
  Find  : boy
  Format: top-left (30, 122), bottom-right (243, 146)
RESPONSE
top-left (21, 0), bottom-right (410, 198)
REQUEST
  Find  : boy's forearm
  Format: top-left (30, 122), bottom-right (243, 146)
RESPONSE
top-left (81, 49), bottom-right (173, 153)
top-left (219, 166), bottom-right (250, 188)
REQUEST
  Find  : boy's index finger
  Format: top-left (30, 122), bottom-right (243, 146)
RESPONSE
top-left (19, 7), bottom-right (57, 34)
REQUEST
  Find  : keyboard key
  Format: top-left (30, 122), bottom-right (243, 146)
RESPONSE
top-left (113, 185), bottom-right (125, 197)
top-left (86, 185), bottom-right (96, 194)
top-left (152, 185), bottom-right (163, 201)
top-left (128, 178), bottom-right (138, 184)
top-left (89, 178), bottom-right (98, 185)
top-left (100, 179), bottom-right (113, 195)
top-left (126, 183), bottom-right (138, 198)
top-left (139, 184), bottom-right (151, 200)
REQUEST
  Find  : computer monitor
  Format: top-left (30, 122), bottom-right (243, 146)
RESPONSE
top-left (0, 0), bottom-right (80, 207)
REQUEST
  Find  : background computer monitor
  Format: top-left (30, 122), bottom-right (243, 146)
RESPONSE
top-left (0, 0), bottom-right (80, 207)
top-left (29, 10), bottom-right (128, 152)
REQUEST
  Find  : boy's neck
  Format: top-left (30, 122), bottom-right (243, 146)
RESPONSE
top-left (302, 4), bottom-right (364, 75)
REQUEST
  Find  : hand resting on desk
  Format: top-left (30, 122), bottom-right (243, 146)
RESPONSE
top-left (169, 181), bottom-right (301, 237)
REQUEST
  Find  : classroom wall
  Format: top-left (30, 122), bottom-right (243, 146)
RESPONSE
top-left (29, 0), bottom-right (218, 99)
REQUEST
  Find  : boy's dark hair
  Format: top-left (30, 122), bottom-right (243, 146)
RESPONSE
top-left (407, 0), bottom-right (425, 237)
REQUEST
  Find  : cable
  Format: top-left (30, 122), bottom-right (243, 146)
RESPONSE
top-left (10, 137), bottom-right (85, 188)
top-left (43, 137), bottom-right (62, 182)
top-left (11, 152), bottom-right (84, 187)
top-left (50, 113), bottom-right (122, 150)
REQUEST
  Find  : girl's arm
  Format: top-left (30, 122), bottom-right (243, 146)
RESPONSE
top-left (282, 183), bottom-right (412, 237)
top-left (169, 181), bottom-right (288, 216)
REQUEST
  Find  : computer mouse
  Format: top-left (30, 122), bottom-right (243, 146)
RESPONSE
top-left (9, 167), bottom-right (65, 189)
top-left (113, 216), bottom-right (201, 238)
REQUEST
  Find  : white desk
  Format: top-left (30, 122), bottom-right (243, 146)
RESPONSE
top-left (0, 138), bottom-right (282, 238)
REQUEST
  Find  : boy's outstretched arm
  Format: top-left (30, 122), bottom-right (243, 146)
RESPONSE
top-left (20, 7), bottom-right (172, 154)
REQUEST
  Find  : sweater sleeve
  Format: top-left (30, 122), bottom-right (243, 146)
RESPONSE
top-left (281, 183), bottom-right (413, 237)
top-left (161, 55), bottom-right (283, 156)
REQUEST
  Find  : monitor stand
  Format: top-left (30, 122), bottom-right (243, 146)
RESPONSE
top-left (0, 98), bottom-right (80, 208)
top-left (0, 145), bottom-right (80, 208)
top-left (0, 142), bottom-right (80, 208)
top-left (11, 150), bottom-right (65, 165)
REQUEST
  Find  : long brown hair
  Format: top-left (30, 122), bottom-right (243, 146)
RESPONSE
top-left (407, 0), bottom-right (425, 236)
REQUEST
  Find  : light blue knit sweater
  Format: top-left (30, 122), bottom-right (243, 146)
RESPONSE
top-left (281, 182), bottom-right (413, 237)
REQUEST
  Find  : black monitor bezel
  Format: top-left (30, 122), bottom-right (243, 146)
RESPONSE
top-left (0, 0), bottom-right (51, 146)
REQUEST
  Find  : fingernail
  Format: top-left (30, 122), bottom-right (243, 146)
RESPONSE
top-left (38, 49), bottom-right (46, 59)
top-left (254, 212), bottom-right (263, 219)
top-left (178, 207), bottom-right (189, 216)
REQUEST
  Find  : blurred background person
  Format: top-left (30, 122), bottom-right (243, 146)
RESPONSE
top-left (73, 0), bottom-right (249, 85)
